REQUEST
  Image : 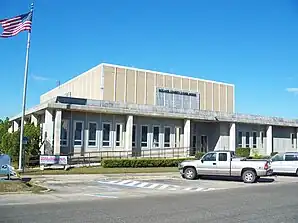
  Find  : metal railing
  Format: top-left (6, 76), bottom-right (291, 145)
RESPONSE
top-left (66, 147), bottom-right (191, 165)
top-left (25, 147), bottom-right (193, 167)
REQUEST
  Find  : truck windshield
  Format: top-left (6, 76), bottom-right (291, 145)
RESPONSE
top-left (202, 152), bottom-right (216, 161)
top-left (271, 154), bottom-right (283, 161)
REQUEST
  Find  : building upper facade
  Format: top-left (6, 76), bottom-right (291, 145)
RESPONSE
top-left (40, 63), bottom-right (235, 113)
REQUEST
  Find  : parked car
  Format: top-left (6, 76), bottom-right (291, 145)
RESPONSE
top-left (178, 150), bottom-right (273, 183)
top-left (270, 152), bottom-right (298, 176)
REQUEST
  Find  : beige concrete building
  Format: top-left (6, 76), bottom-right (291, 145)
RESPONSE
top-left (9, 63), bottom-right (298, 158)
top-left (40, 63), bottom-right (235, 113)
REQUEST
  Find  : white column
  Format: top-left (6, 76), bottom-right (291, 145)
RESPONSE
top-left (296, 128), bottom-right (298, 151)
top-left (183, 119), bottom-right (191, 156)
top-left (13, 120), bottom-right (19, 132)
top-left (266, 125), bottom-right (273, 155)
top-left (31, 114), bottom-right (38, 126)
top-left (124, 115), bottom-right (133, 152)
top-left (53, 110), bottom-right (62, 155)
top-left (41, 109), bottom-right (53, 155)
top-left (229, 123), bottom-right (236, 152)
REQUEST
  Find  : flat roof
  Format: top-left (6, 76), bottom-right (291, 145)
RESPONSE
top-left (10, 96), bottom-right (298, 127)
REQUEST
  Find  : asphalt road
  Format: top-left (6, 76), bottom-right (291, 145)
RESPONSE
top-left (1, 181), bottom-right (298, 223)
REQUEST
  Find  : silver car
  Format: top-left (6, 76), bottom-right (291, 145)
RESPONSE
top-left (270, 152), bottom-right (298, 175)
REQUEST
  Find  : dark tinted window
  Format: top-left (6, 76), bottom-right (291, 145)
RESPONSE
top-left (219, 153), bottom-right (227, 161)
top-left (285, 155), bottom-right (298, 161)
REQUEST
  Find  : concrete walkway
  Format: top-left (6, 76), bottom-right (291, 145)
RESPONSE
top-left (25, 172), bottom-right (181, 183)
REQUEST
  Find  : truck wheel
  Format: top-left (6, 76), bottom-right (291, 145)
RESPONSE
top-left (242, 170), bottom-right (256, 183)
top-left (296, 169), bottom-right (298, 176)
top-left (184, 167), bottom-right (197, 180)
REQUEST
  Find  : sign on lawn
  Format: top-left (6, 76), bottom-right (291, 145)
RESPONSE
top-left (40, 155), bottom-right (67, 165)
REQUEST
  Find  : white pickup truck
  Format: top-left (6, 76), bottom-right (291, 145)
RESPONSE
top-left (178, 150), bottom-right (273, 183)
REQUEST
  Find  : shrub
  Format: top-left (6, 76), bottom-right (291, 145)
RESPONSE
top-left (101, 158), bottom-right (194, 168)
top-left (195, 152), bottom-right (205, 159)
top-left (235, 148), bottom-right (251, 157)
top-left (271, 152), bottom-right (278, 157)
top-left (251, 155), bottom-right (271, 159)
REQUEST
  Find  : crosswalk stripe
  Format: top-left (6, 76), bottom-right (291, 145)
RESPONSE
top-left (146, 183), bottom-right (160, 189)
top-left (126, 181), bottom-right (140, 186)
top-left (168, 187), bottom-right (178, 191)
top-left (117, 180), bottom-right (132, 185)
top-left (195, 188), bottom-right (204, 191)
top-left (107, 180), bottom-right (120, 184)
top-left (97, 180), bottom-right (220, 193)
top-left (136, 182), bottom-right (149, 188)
top-left (183, 187), bottom-right (193, 191)
top-left (203, 188), bottom-right (216, 191)
top-left (158, 184), bottom-right (170, 190)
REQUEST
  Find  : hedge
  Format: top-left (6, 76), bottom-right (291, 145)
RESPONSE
top-left (195, 152), bottom-right (206, 159)
top-left (235, 148), bottom-right (251, 157)
top-left (101, 158), bottom-right (194, 168)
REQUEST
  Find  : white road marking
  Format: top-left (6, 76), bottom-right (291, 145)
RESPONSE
top-left (159, 184), bottom-right (170, 190)
top-left (97, 180), bottom-right (221, 193)
top-left (146, 183), bottom-right (160, 189)
top-left (195, 188), bottom-right (204, 191)
top-left (118, 180), bottom-right (133, 185)
top-left (126, 181), bottom-right (141, 186)
top-left (136, 182), bottom-right (149, 188)
top-left (86, 194), bottom-right (118, 199)
top-left (183, 187), bottom-right (193, 191)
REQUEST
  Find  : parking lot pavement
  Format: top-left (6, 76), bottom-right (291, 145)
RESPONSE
top-left (2, 174), bottom-right (298, 206)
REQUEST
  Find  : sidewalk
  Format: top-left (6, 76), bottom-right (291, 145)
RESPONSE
top-left (25, 172), bottom-right (181, 184)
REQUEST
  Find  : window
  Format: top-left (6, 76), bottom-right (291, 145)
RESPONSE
top-left (272, 154), bottom-right (283, 161)
top-left (238, 132), bottom-right (242, 147)
top-left (141, 125), bottom-right (148, 147)
top-left (60, 120), bottom-right (69, 146)
top-left (164, 127), bottom-right (171, 148)
top-left (153, 126), bottom-right (160, 147)
top-left (201, 135), bottom-right (208, 153)
top-left (290, 133), bottom-right (295, 148)
top-left (132, 125), bottom-right (136, 147)
top-left (219, 153), bottom-right (227, 161)
top-left (88, 122), bottom-right (97, 146)
top-left (156, 88), bottom-right (199, 110)
top-left (102, 123), bottom-right (111, 147)
top-left (192, 135), bottom-right (197, 149)
top-left (285, 154), bottom-right (298, 161)
top-left (202, 152), bottom-right (216, 161)
top-left (252, 132), bottom-right (257, 148)
top-left (175, 127), bottom-right (181, 147)
top-left (245, 132), bottom-right (250, 148)
top-left (116, 123), bottom-right (123, 147)
top-left (74, 121), bottom-right (83, 146)
top-left (260, 131), bottom-right (264, 147)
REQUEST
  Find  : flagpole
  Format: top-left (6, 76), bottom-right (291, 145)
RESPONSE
top-left (18, 3), bottom-right (34, 171)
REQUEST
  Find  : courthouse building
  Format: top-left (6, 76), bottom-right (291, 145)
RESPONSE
top-left (9, 63), bottom-right (298, 157)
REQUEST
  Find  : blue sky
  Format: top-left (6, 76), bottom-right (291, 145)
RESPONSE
top-left (1, 0), bottom-right (298, 119)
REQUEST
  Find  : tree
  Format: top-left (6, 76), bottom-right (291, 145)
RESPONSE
top-left (0, 119), bottom-right (41, 162)
top-left (0, 117), bottom-right (10, 146)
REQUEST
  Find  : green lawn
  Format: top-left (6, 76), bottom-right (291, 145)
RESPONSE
top-left (0, 181), bottom-right (47, 193)
top-left (21, 167), bottom-right (178, 175)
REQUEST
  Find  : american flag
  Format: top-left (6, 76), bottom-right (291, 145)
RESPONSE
top-left (0, 11), bottom-right (32, 38)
